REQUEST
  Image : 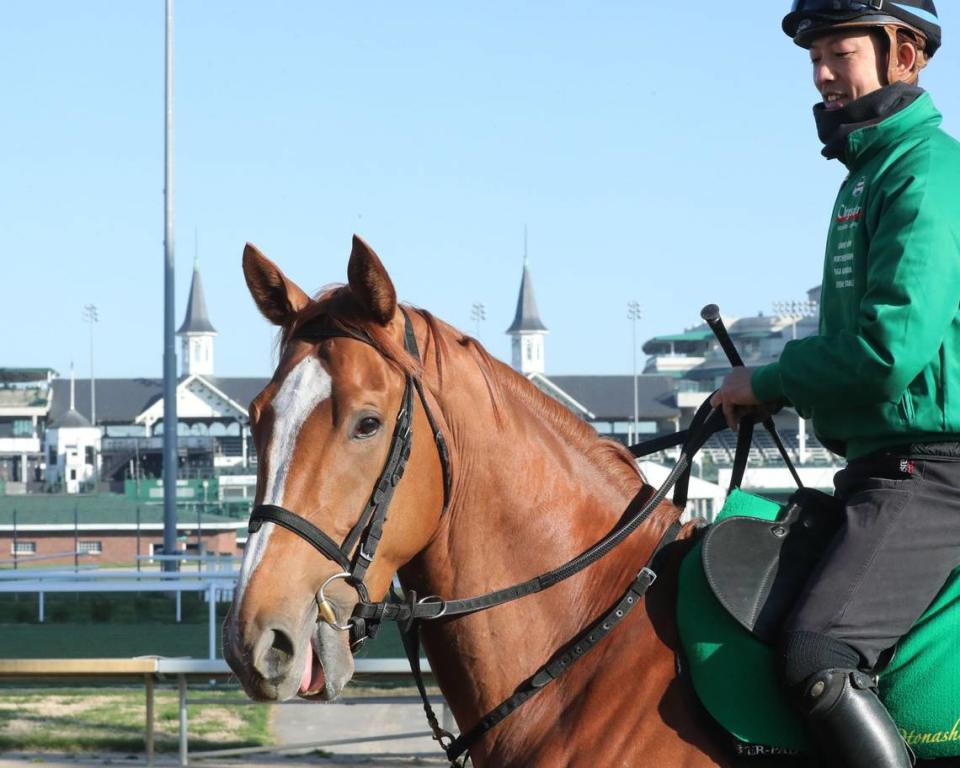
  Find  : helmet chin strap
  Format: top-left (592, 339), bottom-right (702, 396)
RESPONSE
top-left (882, 25), bottom-right (926, 86)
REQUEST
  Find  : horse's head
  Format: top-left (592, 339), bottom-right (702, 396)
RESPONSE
top-left (224, 236), bottom-right (447, 702)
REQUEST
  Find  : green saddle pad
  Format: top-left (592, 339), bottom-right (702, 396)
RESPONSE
top-left (676, 489), bottom-right (960, 760)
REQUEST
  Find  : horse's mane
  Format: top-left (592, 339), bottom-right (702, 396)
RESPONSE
top-left (285, 286), bottom-right (643, 493)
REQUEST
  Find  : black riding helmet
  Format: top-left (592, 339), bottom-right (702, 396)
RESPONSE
top-left (783, 0), bottom-right (941, 56)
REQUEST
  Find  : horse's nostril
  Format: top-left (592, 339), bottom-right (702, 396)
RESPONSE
top-left (271, 627), bottom-right (296, 657)
top-left (252, 626), bottom-right (297, 681)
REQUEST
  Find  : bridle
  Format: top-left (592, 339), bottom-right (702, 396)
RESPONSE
top-left (247, 308), bottom-right (451, 649)
top-left (245, 307), bottom-right (731, 766)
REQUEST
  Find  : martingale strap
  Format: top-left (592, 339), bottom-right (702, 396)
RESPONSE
top-left (354, 401), bottom-right (727, 765)
top-left (433, 518), bottom-right (685, 764)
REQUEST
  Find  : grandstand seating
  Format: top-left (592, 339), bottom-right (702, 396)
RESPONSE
top-left (635, 429), bottom-right (841, 468)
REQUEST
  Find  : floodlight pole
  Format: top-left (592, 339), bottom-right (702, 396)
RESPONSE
top-left (627, 301), bottom-right (642, 443)
top-left (162, 0), bottom-right (179, 572)
top-left (82, 304), bottom-right (98, 425)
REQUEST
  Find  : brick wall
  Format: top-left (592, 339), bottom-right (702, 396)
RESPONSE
top-left (1, 530), bottom-right (240, 566)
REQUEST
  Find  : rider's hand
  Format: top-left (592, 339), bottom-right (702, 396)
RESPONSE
top-left (709, 367), bottom-right (762, 430)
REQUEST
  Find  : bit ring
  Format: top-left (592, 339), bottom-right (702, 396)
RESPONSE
top-left (315, 571), bottom-right (354, 631)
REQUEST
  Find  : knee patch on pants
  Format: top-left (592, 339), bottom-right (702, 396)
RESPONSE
top-left (778, 630), bottom-right (861, 690)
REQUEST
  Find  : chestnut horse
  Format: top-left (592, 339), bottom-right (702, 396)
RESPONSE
top-left (222, 236), bottom-right (737, 767)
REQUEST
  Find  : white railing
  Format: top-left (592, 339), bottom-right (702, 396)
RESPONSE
top-left (0, 562), bottom-right (239, 659)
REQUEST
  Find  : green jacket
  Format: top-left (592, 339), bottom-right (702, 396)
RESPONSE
top-left (752, 93), bottom-right (960, 459)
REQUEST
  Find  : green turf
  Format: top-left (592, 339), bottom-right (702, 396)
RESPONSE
top-left (0, 686), bottom-right (270, 753)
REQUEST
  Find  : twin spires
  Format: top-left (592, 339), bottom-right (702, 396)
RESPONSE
top-left (52, 363), bottom-right (92, 429)
top-left (505, 231), bottom-right (548, 375)
top-left (175, 239), bottom-right (543, 378)
top-left (178, 259), bottom-right (218, 376)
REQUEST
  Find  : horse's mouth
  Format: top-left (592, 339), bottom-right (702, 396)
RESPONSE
top-left (298, 637), bottom-right (329, 699)
top-left (223, 605), bottom-right (354, 703)
top-left (295, 624), bottom-right (354, 701)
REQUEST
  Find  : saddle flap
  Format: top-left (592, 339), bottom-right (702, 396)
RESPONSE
top-left (701, 488), bottom-right (841, 643)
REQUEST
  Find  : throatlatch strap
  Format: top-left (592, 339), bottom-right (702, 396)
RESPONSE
top-left (400, 308), bottom-right (453, 511)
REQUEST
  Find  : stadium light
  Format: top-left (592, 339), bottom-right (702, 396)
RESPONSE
top-left (772, 300), bottom-right (818, 340)
top-left (471, 302), bottom-right (486, 339)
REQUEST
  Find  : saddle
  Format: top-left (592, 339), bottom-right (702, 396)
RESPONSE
top-left (677, 485), bottom-right (960, 761)
top-left (700, 486), bottom-right (841, 644)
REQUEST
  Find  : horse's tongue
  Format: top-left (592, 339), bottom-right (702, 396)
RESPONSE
top-left (299, 647), bottom-right (325, 695)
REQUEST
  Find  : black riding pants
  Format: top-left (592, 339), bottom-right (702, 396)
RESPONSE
top-left (783, 444), bottom-right (960, 670)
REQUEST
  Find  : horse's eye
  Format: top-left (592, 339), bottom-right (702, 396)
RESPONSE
top-left (354, 416), bottom-right (382, 439)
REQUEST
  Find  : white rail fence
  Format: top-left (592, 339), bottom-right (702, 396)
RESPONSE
top-left (0, 560), bottom-right (453, 764)
top-left (0, 556), bottom-right (239, 659)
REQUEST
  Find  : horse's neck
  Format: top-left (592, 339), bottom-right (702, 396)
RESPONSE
top-left (403, 353), bottom-right (689, 761)
top-left (418, 356), bottom-right (648, 601)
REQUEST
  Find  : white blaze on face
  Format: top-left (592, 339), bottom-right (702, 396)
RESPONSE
top-left (235, 356), bottom-right (332, 604)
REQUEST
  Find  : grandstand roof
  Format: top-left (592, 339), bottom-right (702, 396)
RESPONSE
top-left (541, 374), bottom-right (679, 421)
top-left (642, 327), bottom-right (713, 356)
top-left (49, 376), bottom-right (269, 425)
top-left (648, 329), bottom-right (713, 343)
top-left (0, 368), bottom-right (57, 384)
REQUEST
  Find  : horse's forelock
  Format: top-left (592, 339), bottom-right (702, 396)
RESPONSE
top-left (281, 285), bottom-right (423, 380)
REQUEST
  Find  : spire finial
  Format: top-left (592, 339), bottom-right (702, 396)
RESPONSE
top-left (194, 227), bottom-right (200, 270)
top-left (523, 224), bottom-right (529, 267)
top-left (70, 362), bottom-right (75, 411)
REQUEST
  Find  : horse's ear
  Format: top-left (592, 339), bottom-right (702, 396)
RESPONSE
top-left (347, 235), bottom-right (397, 325)
top-left (242, 243), bottom-right (311, 326)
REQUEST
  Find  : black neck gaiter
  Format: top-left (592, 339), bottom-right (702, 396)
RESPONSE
top-left (813, 82), bottom-right (924, 162)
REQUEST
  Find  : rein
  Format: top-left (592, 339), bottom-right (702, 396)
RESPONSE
top-left (246, 311), bottom-right (743, 766)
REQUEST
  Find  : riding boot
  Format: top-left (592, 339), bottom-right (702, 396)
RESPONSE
top-left (794, 667), bottom-right (914, 768)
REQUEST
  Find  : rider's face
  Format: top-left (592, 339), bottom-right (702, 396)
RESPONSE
top-left (809, 30), bottom-right (884, 111)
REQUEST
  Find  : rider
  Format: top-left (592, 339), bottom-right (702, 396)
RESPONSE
top-left (712, 1), bottom-right (960, 765)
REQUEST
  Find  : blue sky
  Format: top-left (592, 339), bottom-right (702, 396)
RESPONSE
top-left (3, 2), bottom-right (958, 379)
